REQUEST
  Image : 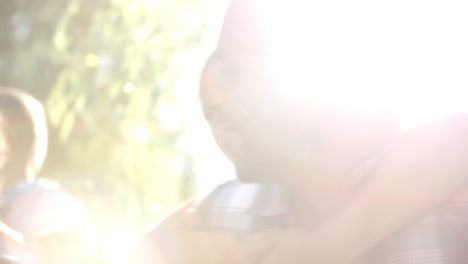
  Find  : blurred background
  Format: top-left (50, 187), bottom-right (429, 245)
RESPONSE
top-left (1, 1), bottom-right (468, 262)
top-left (0, 0), bottom-right (235, 246)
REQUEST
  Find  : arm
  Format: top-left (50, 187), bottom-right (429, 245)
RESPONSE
top-left (250, 113), bottom-right (468, 264)
top-left (125, 200), bottom-right (244, 264)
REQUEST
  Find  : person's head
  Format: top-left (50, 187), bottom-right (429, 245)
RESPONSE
top-left (199, 0), bottom-right (400, 183)
top-left (0, 88), bottom-right (48, 186)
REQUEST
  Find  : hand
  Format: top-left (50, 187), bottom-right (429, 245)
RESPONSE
top-left (242, 228), bottom-right (356, 264)
top-left (126, 201), bottom-right (245, 264)
top-left (242, 229), bottom-right (310, 264)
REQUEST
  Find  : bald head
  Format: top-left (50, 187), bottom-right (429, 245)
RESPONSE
top-left (199, 0), bottom-right (400, 183)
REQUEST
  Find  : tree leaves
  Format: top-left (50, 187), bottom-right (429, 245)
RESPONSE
top-left (1, 0), bottom-right (214, 227)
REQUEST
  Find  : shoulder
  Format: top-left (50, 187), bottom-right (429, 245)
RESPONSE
top-left (1, 179), bottom-right (91, 244)
top-left (394, 113), bottom-right (468, 152)
top-left (376, 113), bottom-right (468, 180)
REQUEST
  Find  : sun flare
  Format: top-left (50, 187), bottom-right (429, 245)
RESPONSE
top-left (259, 0), bottom-right (468, 131)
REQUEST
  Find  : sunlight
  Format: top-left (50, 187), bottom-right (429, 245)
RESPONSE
top-left (260, 0), bottom-right (468, 131)
top-left (100, 231), bottom-right (136, 264)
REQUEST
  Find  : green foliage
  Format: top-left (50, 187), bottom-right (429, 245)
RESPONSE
top-left (1, 0), bottom-right (214, 227)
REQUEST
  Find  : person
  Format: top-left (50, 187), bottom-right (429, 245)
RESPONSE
top-left (127, 0), bottom-right (468, 263)
top-left (1, 179), bottom-right (94, 264)
top-left (0, 88), bottom-right (47, 187)
top-left (0, 114), bottom-right (25, 264)
top-left (0, 88), bottom-right (95, 264)
top-left (0, 222), bottom-right (22, 264)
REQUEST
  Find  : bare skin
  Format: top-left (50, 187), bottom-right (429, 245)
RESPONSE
top-left (126, 52), bottom-right (468, 264)
top-left (128, 0), bottom-right (468, 262)
top-left (245, 114), bottom-right (468, 264)
top-left (197, 51), bottom-right (468, 264)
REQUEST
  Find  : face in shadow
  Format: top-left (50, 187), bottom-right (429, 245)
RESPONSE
top-left (200, 53), bottom-right (400, 183)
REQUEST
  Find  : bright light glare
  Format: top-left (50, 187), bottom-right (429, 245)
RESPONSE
top-left (135, 123), bottom-right (151, 143)
top-left (151, 203), bottom-right (162, 214)
top-left (101, 232), bottom-right (136, 264)
top-left (260, 0), bottom-right (468, 131)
